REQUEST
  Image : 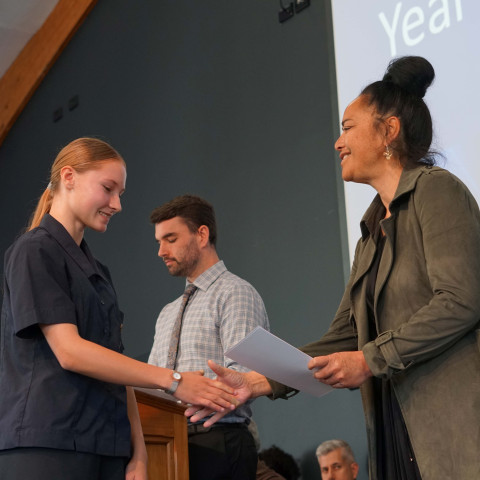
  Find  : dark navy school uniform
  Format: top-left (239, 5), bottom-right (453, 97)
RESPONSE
top-left (0, 214), bottom-right (130, 457)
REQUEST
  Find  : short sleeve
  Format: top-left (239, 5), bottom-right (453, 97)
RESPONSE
top-left (5, 236), bottom-right (77, 338)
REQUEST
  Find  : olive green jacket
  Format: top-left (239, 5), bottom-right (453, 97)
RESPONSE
top-left (270, 166), bottom-right (480, 479)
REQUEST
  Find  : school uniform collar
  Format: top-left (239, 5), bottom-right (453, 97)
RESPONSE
top-left (40, 214), bottom-right (102, 279)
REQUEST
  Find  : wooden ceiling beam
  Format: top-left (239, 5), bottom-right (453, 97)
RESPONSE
top-left (0, 0), bottom-right (98, 147)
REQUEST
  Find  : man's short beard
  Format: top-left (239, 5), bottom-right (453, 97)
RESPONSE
top-left (168, 238), bottom-right (200, 278)
top-left (169, 261), bottom-right (197, 277)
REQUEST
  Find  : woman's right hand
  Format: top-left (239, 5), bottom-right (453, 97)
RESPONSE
top-left (184, 360), bottom-right (265, 426)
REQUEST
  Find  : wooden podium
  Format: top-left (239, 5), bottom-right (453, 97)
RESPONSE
top-left (134, 388), bottom-right (189, 480)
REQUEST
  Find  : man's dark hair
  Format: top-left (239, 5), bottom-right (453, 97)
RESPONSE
top-left (259, 445), bottom-right (301, 480)
top-left (150, 194), bottom-right (217, 246)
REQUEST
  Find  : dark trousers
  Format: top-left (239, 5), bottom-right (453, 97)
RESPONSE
top-left (188, 423), bottom-right (257, 480)
top-left (0, 448), bottom-right (127, 480)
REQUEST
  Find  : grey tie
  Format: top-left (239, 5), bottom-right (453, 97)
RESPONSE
top-left (166, 284), bottom-right (197, 370)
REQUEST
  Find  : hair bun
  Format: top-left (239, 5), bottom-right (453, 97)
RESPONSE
top-left (382, 56), bottom-right (435, 98)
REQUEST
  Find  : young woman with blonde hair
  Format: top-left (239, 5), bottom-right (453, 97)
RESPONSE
top-left (0, 137), bottom-right (235, 480)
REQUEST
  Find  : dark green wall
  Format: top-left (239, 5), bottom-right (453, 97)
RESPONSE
top-left (0, 1), bottom-right (367, 478)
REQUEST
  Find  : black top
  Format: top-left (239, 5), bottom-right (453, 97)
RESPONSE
top-left (366, 224), bottom-right (421, 480)
top-left (0, 214), bottom-right (130, 456)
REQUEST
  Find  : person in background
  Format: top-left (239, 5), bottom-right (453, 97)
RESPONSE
top-left (185, 56), bottom-right (480, 480)
top-left (257, 445), bottom-right (301, 480)
top-left (316, 440), bottom-right (358, 480)
top-left (0, 138), bottom-right (236, 480)
top-left (148, 194), bottom-right (270, 480)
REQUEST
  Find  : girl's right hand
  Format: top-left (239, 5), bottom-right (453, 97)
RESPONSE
top-left (174, 370), bottom-right (238, 412)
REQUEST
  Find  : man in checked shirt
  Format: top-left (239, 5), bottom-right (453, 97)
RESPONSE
top-left (148, 194), bottom-right (270, 480)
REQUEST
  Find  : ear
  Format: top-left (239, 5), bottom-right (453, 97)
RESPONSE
top-left (384, 115), bottom-right (401, 145)
top-left (60, 166), bottom-right (76, 190)
top-left (197, 225), bottom-right (211, 248)
top-left (351, 461), bottom-right (359, 479)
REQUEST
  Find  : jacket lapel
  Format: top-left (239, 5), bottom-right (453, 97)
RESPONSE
top-left (371, 167), bottom-right (428, 317)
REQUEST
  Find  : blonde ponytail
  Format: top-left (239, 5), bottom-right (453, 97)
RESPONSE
top-left (27, 188), bottom-right (53, 231)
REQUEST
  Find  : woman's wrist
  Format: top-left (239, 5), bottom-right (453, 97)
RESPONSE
top-left (246, 371), bottom-right (272, 398)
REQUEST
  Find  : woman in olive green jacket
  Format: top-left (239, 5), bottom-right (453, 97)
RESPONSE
top-left (186, 56), bottom-right (480, 479)
top-left (300, 164), bottom-right (480, 479)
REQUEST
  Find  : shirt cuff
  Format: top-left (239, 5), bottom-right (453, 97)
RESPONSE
top-left (363, 331), bottom-right (409, 379)
top-left (362, 340), bottom-right (389, 378)
top-left (266, 378), bottom-right (299, 400)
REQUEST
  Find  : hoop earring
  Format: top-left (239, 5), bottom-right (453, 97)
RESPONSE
top-left (383, 144), bottom-right (392, 160)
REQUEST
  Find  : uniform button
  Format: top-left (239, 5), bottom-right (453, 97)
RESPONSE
top-left (100, 299), bottom-right (105, 305)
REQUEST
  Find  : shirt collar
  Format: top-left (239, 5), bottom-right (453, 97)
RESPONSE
top-left (40, 214), bottom-right (100, 278)
top-left (360, 165), bottom-right (434, 240)
top-left (360, 195), bottom-right (385, 240)
top-left (391, 165), bottom-right (432, 202)
top-left (188, 260), bottom-right (226, 292)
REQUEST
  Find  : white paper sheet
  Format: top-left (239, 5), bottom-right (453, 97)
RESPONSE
top-left (225, 326), bottom-right (333, 397)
